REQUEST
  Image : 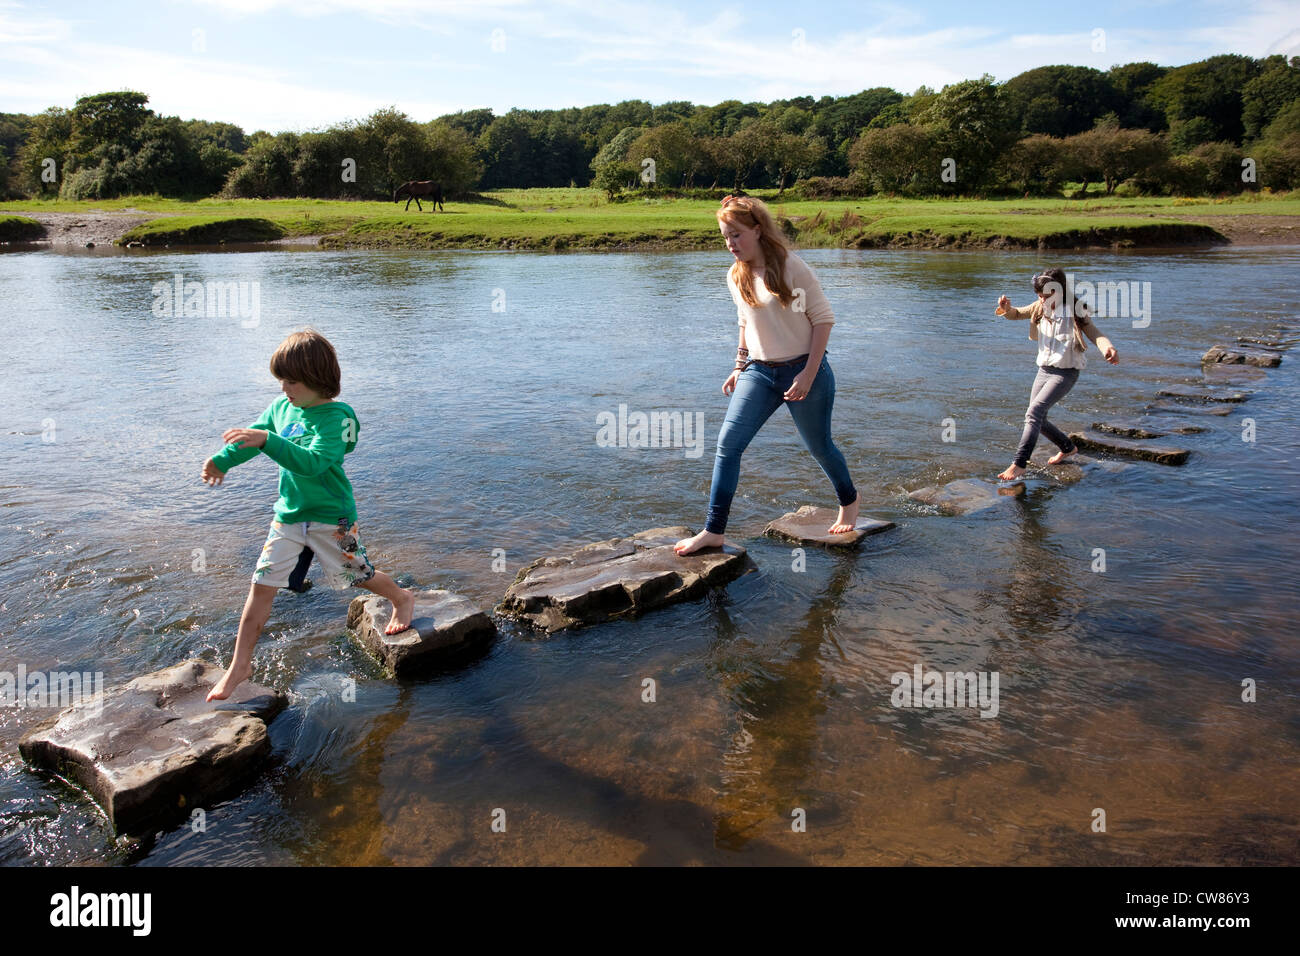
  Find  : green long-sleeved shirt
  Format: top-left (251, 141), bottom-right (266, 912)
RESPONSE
top-left (210, 397), bottom-right (359, 525)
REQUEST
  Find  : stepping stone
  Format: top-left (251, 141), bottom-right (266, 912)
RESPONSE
top-left (1069, 429), bottom-right (1189, 465)
top-left (1148, 400), bottom-right (1232, 416)
top-left (497, 526), bottom-right (749, 633)
top-left (909, 478), bottom-right (1025, 515)
top-left (1142, 418), bottom-right (1208, 435)
top-left (1155, 384), bottom-right (1248, 403)
top-left (1202, 365), bottom-right (1267, 385)
top-left (347, 589), bottom-right (495, 675)
top-left (763, 505), bottom-right (895, 548)
top-left (18, 660), bottom-right (286, 834)
top-left (1202, 345), bottom-right (1282, 368)
top-left (1092, 419), bottom-right (1169, 439)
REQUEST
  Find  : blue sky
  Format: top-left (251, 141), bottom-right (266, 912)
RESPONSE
top-left (2, 0), bottom-right (1298, 133)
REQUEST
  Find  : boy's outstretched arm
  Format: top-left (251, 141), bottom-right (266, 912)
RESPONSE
top-left (207, 403), bottom-right (277, 477)
top-left (260, 406), bottom-right (355, 478)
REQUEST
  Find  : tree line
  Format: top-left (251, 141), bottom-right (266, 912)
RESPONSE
top-left (1, 53), bottom-right (1297, 201)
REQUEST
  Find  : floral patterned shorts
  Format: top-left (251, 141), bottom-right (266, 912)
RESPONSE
top-left (253, 520), bottom-right (375, 590)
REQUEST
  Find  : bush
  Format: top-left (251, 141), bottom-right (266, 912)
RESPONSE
top-left (791, 175), bottom-right (864, 198)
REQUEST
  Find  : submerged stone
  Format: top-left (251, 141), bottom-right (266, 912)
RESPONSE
top-left (18, 659), bottom-right (286, 834)
top-left (1156, 384), bottom-right (1249, 403)
top-left (763, 505), bottom-right (895, 548)
top-left (347, 589), bottom-right (495, 675)
top-left (1147, 400), bottom-right (1232, 416)
top-left (1235, 336), bottom-right (1292, 349)
top-left (909, 478), bottom-right (1025, 515)
top-left (497, 526), bottom-right (749, 633)
top-left (1202, 365), bottom-right (1267, 385)
top-left (1069, 429), bottom-right (1190, 465)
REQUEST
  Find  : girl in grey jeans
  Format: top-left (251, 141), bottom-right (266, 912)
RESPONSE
top-left (995, 268), bottom-right (1118, 481)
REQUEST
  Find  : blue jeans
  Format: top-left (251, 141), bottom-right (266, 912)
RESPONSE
top-left (704, 354), bottom-right (857, 534)
top-left (1014, 365), bottom-right (1079, 467)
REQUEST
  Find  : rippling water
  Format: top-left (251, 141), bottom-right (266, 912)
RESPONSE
top-left (0, 244), bottom-right (1296, 865)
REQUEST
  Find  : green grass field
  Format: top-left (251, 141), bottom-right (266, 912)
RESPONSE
top-left (2, 188), bottom-right (1297, 249)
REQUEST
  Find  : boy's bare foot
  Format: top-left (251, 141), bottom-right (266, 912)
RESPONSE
top-left (997, 464), bottom-right (1026, 481)
top-left (1047, 448), bottom-right (1078, 465)
top-left (674, 530), bottom-right (725, 555)
top-left (385, 588), bottom-right (416, 635)
top-left (829, 496), bottom-right (860, 534)
top-left (207, 661), bottom-right (253, 702)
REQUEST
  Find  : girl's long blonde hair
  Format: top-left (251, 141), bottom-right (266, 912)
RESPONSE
top-left (717, 195), bottom-right (795, 308)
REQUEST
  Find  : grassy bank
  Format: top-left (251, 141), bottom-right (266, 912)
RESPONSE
top-left (0, 215), bottom-right (45, 241)
top-left (3, 189), bottom-right (1298, 249)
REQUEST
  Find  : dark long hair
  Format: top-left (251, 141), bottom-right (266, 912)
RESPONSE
top-left (1032, 267), bottom-right (1085, 319)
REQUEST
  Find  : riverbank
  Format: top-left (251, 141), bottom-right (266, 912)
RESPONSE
top-left (2, 189), bottom-right (1298, 250)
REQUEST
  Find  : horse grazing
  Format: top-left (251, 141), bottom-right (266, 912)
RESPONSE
top-left (394, 180), bottom-right (445, 212)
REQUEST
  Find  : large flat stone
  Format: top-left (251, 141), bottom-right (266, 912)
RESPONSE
top-left (1069, 429), bottom-right (1189, 465)
top-left (1155, 384), bottom-right (1249, 403)
top-left (1202, 345), bottom-right (1282, 368)
top-left (347, 589), bottom-right (495, 675)
top-left (1092, 419), bottom-right (1169, 439)
top-left (1147, 400), bottom-right (1233, 416)
top-left (763, 505), bottom-right (895, 548)
top-left (18, 660), bottom-right (285, 834)
top-left (909, 478), bottom-right (1025, 515)
top-left (497, 526), bottom-right (749, 632)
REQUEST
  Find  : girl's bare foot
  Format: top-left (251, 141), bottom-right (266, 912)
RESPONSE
top-left (207, 660), bottom-right (253, 702)
top-left (385, 588), bottom-right (416, 635)
top-left (829, 496), bottom-right (859, 534)
top-left (1047, 448), bottom-right (1078, 465)
top-left (674, 530), bottom-right (725, 555)
top-left (997, 464), bottom-right (1026, 481)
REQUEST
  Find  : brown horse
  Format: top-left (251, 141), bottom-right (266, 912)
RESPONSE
top-left (394, 180), bottom-right (445, 212)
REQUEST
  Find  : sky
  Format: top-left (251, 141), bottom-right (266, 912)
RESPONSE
top-left (2, 0), bottom-right (1299, 133)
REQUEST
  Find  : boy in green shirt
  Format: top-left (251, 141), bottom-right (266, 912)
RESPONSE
top-left (202, 329), bottom-right (415, 701)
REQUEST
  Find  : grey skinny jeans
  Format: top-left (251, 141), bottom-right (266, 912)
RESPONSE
top-left (1015, 365), bottom-right (1079, 467)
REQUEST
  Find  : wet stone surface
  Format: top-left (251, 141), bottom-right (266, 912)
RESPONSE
top-left (18, 659), bottom-right (286, 834)
top-left (1202, 345), bottom-right (1282, 368)
top-left (1069, 429), bottom-right (1190, 465)
top-left (763, 505), bottom-right (896, 548)
top-left (497, 526), bottom-right (750, 633)
top-left (348, 589), bottom-right (496, 676)
top-left (909, 478), bottom-right (1026, 515)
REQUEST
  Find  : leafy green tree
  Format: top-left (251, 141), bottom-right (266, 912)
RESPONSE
top-left (1003, 66), bottom-right (1122, 137)
top-left (1107, 62), bottom-right (1168, 131)
top-left (848, 124), bottom-right (937, 194)
top-left (914, 75), bottom-right (1014, 191)
top-left (626, 121), bottom-right (697, 188)
top-left (1242, 55), bottom-right (1300, 140)
top-left (220, 132), bottom-right (300, 197)
top-left (16, 106), bottom-right (71, 194)
top-left (767, 132), bottom-right (826, 192)
top-left (1063, 125), bottom-right (1167, 194)
top-left (1000, 134), bottom-right (1067, 194)
top-left (593, 160), bottom-right (636, 199)
top-left (1147, 54), bottom-right (1261, 144)
top-left (424, 120), bottom-right (483, 194)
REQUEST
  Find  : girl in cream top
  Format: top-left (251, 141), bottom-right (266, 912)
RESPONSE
top-left (674, 195), bottom-right (859, 556)
top-left (727, 252), bottom-right (835, 361)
